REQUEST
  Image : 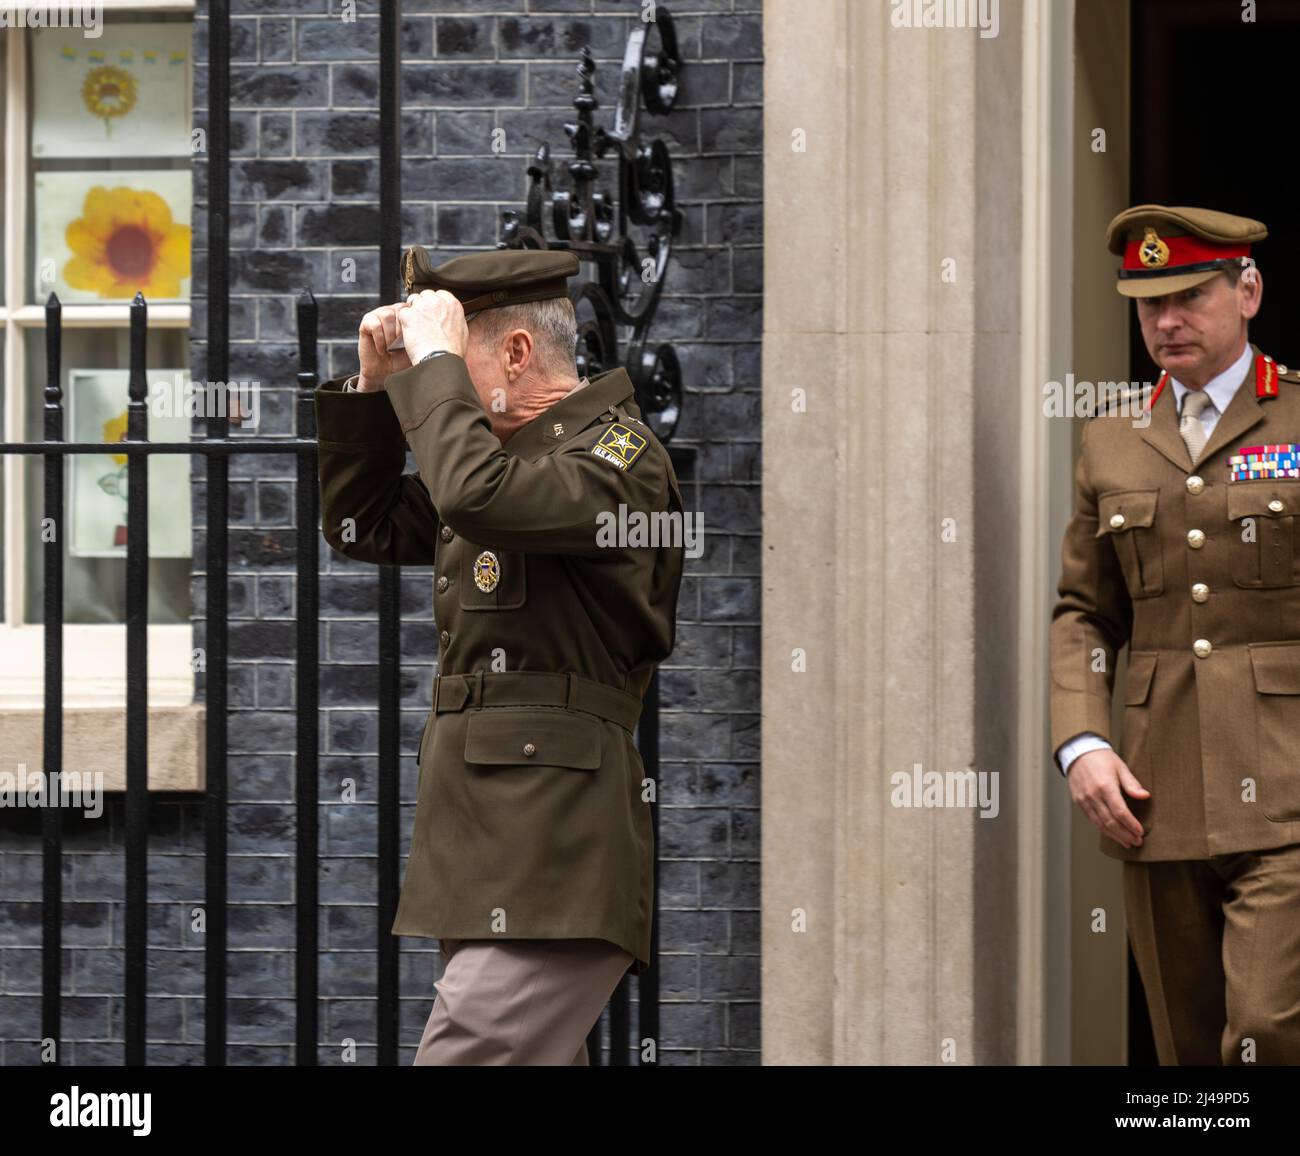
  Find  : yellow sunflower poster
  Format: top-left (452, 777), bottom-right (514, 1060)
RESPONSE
top-left (35, 171), bottom-right (192, 303)
top-left (31, 24), bottom-right (192, 157)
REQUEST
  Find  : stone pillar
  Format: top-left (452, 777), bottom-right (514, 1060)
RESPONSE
top-left (761, 0), bottom-right (1031, 1063)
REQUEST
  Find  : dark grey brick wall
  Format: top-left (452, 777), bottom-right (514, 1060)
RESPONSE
top-left (1, 0), bottom-right (760, 1066)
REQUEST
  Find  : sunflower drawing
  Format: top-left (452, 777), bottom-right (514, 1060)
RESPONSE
top-left (63, 186), bottom-right (191, 300)
top-left (81, 64), bottom-right (138, 138)
top-left (103, 410), bottom-right (129, 466)
top-left (98, 410), bottom-right (130, 515)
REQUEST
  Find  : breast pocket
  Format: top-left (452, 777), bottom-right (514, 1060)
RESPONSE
top-left (1096, 489), bottom-right (1164, 597)
top-left (1249, 641), bottom-right (1300, 821)
top-left (459, 542), bottom-right (527, 610)
top-left (1227, 480), bottom-right (1300, 588)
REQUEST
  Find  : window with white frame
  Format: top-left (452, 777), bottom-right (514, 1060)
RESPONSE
top-left (1, 2), bottom-right (197, 707)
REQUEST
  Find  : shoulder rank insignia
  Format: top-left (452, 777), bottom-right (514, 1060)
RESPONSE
top-left (1147, 370), bottom-right (1169, 411)
top-left (1256, 353), bottom-right (1279, 398)
top-left (1090, 380), bottom-right (1155, 418)
top-left (1258, 353), bottom-right (1300, 392)
top-left (590, 422), bottom-right (648, 471)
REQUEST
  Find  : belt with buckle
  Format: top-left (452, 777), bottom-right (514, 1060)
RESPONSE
top-left (433, 671), bottom-right (643, 733)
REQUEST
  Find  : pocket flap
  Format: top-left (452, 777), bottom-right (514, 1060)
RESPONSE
top-left (464, 707), bottom-right (602, 768)
top-left (1226, 479), bottom-right (1300, 521)
top-left (1096, 489), bottom-right (1158, 536)
top-left (1124, 650), bottom-right (1158, 705)
top-left (1249, 642), bottom-right (1300, 694)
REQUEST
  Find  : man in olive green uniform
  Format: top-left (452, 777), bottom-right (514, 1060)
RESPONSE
top-left (313, 249), bottom-right (685, 1064)
top-left (1052, 205), bottom-right (1300, 1065)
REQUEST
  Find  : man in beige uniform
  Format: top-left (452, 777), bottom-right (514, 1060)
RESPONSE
top-left (1052, 205), bottom-right (1300, 1065)
top-left (314, 249), bottom-right (685, 1064)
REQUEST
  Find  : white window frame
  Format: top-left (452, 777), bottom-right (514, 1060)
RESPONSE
top-left (1, 1), bottom-right (198, 708)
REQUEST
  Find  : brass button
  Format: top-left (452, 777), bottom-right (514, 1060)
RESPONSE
top-left (1186, 475), bottom-right (1204, 495)
top-left (1268, 498), bottom-right (1285, 514)
top-left (1109, 513), bottom-right (1126, 529)
top-left (1187, 529), bottom-right (1206, 549)
top-left (437, 576), bottom-right (449, 593)
top-left (1191, 583), bottom-right (1209, 603)
top-left (1193, 638), bottom-right (1212, 658)
top-left (440, 525), bottom-right (454, 542)
top-left (523, 742), bottom-right (536, 757)
top-left (439, 630), bottom-right (450, 646)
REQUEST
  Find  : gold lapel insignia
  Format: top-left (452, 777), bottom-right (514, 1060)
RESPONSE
top-left (473, 550), bottom-right (500, 593)
top-left (553, 422), bottom-right (564, 436)
top-left (1139, 227), bottom-right (1170, 268)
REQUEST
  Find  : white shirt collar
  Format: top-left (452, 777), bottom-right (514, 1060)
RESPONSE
top-left (1169, 343), bottom-right (1254, 416)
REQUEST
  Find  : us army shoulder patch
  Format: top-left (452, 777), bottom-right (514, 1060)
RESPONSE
top-left (590, 422), bottom-right (648, 471)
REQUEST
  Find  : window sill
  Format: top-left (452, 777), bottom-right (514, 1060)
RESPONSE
top-left (1, 702), bottom-right (206, 792)
top-left (0, 625), bottom-right (203, 791)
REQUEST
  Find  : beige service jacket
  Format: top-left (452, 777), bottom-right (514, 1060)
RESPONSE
top-left (1051, 345), bottom-right (1300, 860)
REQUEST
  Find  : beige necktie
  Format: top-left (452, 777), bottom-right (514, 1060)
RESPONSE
top-left (1179, 389), bottom-right (1213, 465)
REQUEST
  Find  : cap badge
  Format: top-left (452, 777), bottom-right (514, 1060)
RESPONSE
top-left (473, 550), bottom-right (501, 593)
top-left (1139, 228), bottom-right (1170, 269)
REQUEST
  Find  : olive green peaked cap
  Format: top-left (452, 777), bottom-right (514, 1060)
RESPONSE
top-left (402, 245), bottom-right (580, 312)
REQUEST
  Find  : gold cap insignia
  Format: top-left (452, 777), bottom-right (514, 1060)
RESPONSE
top-left (1139, 227), bottom-right (1170, 268)
top-left (473, 550), bottom-right (500, 593)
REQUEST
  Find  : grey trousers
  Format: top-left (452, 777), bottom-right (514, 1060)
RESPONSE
top-left (413, 937), bottom-right (635, 1065)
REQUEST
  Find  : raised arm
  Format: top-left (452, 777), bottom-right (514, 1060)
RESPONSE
top-left (383, 353), bottom-right (672, 557)
top-left (314, 376), bottom-right (442, 565)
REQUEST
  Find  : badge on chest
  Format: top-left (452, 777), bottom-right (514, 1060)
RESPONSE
top-left (1229, 444), bottom-right (1300, 482)
top-left (456, 543), bottom-right (525, 610)
top-left (473, 550), bottom-right (500, 593)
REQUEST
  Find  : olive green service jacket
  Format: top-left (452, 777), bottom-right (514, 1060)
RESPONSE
top-left (314, 354), bottom-right (685, 975)
top-left (1051, 345), bottom-right (1300, 861)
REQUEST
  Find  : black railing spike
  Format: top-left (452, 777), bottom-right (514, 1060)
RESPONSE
top-left (44, 294), bottom-right (63, 423)
top-left (123, 288), bottom-right (150, 1064)
top-left (40, 286), bottom-right (65, 1066)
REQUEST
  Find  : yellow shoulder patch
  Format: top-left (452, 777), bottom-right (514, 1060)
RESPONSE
top-left (589, 422), bottom-right (648, 471)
